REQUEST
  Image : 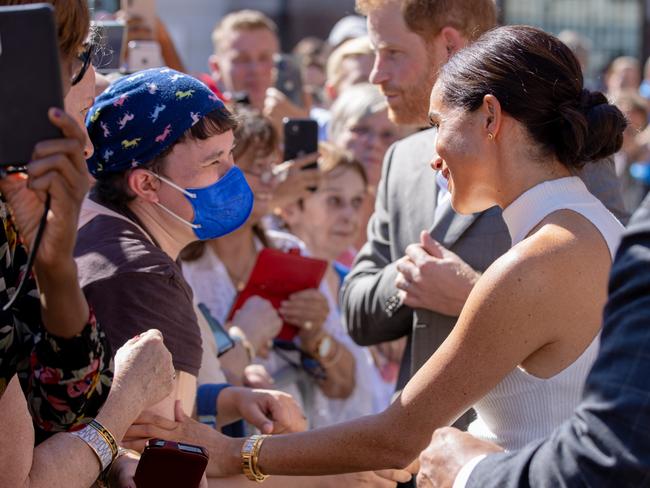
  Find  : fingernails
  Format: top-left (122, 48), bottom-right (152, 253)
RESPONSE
top-left (51, 108), bottom-right (62, 118)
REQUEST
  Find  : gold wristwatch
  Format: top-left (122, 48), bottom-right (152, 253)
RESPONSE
top-left (241, 434), bottom-right (269, 482)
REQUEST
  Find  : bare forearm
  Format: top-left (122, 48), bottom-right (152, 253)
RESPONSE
top-left (34, 258), bottom-right (89, 339)
top-left (255, 412), bottom-right (418, 476)
top-left (219, 342), bottom-right (249, 384)
top-left (1, 377), bottom-right (140, 488)
top-left (318, 342), bottom-right (356, 398)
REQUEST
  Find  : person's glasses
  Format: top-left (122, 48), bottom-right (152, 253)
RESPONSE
top-left (71, 43), bottom-right (96, 86)
top-left (273, 339), bottom-right (327, 381)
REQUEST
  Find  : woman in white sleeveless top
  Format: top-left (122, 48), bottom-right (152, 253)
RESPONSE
top-left (206, 25), bottom-right (629, 478)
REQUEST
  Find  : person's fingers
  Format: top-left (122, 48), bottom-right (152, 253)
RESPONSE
top-left (420, 231), bottom-right (446, 259)
top-left (27, 170), bottom-right (75, 202)
top-left (279, 302), bottom-right (327, 322)
top-left (174, 399), bottom-right (186, 422)
top-left (401, 291), bottom-right (424, 309)
top-left (47, 108), bottom-right (86, 155)
top-left (120, 438), bottom-right (148, 453)
top-left (242, 401), bottom-right (274, 434)
top-left (405, 242), bottom-right (434, 267)
top-left (415, 471), bottom-right (431, 488)
top-left (287, 288), bottom-right (322, 300)
top-left (27, 154), bottom-right (84, 196)
top-left (289, 151), bottom-right (320, 169)
top-left (131, 410), bottom-right (178, 430)
top-left (395, 273), bottom-right (411, 292)
top-left (375, 469), bottom-right (413, 483)
top-left (396, 259), bottom-right (418, 282)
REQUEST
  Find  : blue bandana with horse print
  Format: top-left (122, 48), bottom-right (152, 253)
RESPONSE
top-left (85, 67), bottom-right (225, 177)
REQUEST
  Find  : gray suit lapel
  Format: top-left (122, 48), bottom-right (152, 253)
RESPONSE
top-left (428, 197), bottom-right (478, 248)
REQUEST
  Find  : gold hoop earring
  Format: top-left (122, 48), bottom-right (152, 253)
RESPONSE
top-left (487, 133), bottom-right (494, 141)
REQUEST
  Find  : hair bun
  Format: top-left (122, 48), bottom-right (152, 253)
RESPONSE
top-left (579, 90), bottom-right (627, 164)
top-left (579, 89), bottom-right (607, 111)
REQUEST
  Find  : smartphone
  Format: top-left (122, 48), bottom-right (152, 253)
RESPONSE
top-left (0, 4), bottom-right (63, 166)
top-left (126, 39), bottom-right (164, 72)
top-left (274, 53), bottom-right (304, 107)
top-left (121, 0), bottom-right (157, 38)
top-left (282, 118), bottom-right (319, 168)
top-left (91, 20), bottom-right (126, 74)
top-left (197, 302), bottom-right (235, 357)
top-left (134, 438), bottom-right (209, 488)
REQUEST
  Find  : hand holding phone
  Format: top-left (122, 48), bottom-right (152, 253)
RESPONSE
top-left (134, 438), bottom-right (209, 488)
top-left (274, 53), bottom-right (305, 108)
top-left (283, 117), bottom-right (319, 168)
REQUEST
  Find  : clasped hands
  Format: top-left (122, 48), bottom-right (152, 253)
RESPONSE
top-left (395, 231), bottom-right (480, 317)
top-left (123, 387), bottom-right (307, 453)
top-left (416, 428), bottom-right (503, 487)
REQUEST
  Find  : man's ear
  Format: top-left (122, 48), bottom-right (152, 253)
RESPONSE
top-left (439, 26), bottom-right (468, 58)
top-left (128, 169), bottom-right (161, 203)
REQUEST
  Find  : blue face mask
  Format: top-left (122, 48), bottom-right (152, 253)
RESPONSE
top-left (152, 166), bottom-right (254, 240)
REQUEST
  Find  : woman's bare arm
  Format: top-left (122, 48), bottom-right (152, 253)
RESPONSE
top-left (216, 223), bottom-right (610, 476)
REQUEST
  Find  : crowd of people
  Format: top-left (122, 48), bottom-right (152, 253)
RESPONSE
top-left (1, 0), bottom-right (649, 487)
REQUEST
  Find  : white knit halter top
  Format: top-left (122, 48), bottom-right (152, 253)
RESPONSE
top-left (467, 176), bottom-right (624, 451)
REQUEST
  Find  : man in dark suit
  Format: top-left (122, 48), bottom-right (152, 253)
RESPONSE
top-left (342, 0), bottom-right (627, 403)
top-left (416, 196), bottom-right (650, 488)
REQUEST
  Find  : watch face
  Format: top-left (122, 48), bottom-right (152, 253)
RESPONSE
top-left (318, 336), bottom-right (333, 358)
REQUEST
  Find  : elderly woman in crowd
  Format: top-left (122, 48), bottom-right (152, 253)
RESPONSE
top-left (329, 83), bottom-right (404, 254)
top-left (280, 142), bottom-right (393, 412)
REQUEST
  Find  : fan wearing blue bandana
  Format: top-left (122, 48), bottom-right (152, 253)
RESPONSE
top-left (74, 68), bottom-right (308, 485)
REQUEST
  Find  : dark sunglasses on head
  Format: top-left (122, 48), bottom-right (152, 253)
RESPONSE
top-left (273, 339), bottom-right (328, 381)
top-left (71, 42), bottom-right (96, 86)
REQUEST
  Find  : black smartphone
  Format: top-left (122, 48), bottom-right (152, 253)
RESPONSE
top-left (283, 118), bottom-right (319, 170)
top-left (0, 4), bottom-right (64, 166)
top-left (197, 302), bottom-right (235, 357)
top-left (274, 53), bottom-right (304, 107)
top-left (91, 19), bottom-right (126, 74)
top-left (134, 438), bottom-right (209, 488)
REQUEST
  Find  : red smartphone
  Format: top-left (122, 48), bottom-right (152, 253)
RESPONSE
top-left (134, 438), bottom-right (209, 488)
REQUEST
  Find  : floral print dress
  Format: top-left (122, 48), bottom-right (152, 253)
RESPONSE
top-left (0, 200), bottom-right (113, 444)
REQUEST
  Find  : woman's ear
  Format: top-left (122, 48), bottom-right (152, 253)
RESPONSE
top-left (128, 169), bottom-right (161, 203)
top-left (482, 94), bottom-right (503, 140)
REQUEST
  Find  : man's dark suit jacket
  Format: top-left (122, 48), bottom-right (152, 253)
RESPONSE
top-left (467, 197), bottom-right (650, 487)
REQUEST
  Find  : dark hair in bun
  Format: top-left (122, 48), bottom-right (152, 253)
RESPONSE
top-left (437, 25), bottom-right (627, 168)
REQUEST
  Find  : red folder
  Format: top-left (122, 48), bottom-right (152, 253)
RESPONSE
top-left (227, 248), bottom-right (328, 341)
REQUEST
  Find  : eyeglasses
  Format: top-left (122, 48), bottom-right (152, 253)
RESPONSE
top-left (71, 43), bottom-right (96, 86)
top-left (273, 339), bottom-right (327, 381)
